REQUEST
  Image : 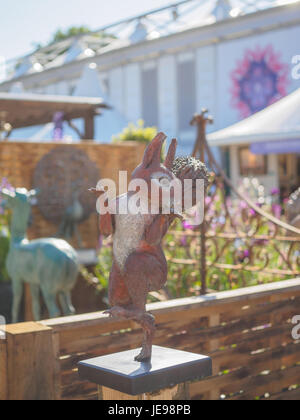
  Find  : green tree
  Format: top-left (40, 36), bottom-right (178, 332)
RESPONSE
top-left (52, 26), bottom-right (93, 43)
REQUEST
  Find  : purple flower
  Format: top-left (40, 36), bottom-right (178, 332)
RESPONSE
top-left (183, 220), bottom-right (196, 230)
top-left (180, 236), bottom-right (187, 246)
top-left (0, 178), bottom-right (14, 212)
top-left (272, 204), bottom-right (282, 219)
top-left (0, 177), bottom-right (13, 192)
top-left (244, 250), bottom-right (250, 258)
top-left (205, 197), bottom-right (212, 206)
top-left (271, 188), bottom-right (280, 196)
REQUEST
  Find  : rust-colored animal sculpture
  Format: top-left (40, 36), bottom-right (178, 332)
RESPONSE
top-left (93, 133), bottom-right (209, 361)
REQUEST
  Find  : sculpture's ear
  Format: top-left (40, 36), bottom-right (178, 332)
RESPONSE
top-left (0, 188), bottom-right (15, 199)
top-left (164, 138), bottom-right (177, 170)
top-left (28, 189), bottom-right (39, 198)
top-left (142, 132), bottom-right (167, 169)
top-left (28, 189), bottom-right (39, 205)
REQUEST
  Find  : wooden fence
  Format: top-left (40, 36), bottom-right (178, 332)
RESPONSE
top-left (1, 278), bottom-right (300, 400)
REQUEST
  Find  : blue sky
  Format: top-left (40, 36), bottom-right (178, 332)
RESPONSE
top-left (1, 0), bottom-right (174, 61)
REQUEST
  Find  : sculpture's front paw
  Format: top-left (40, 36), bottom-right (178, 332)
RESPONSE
top-left (103, 306), bottom-right (126, 319)
top-left (134, 347), bottom-right (152, 362)
top-left (103, 309), bottom-right (113, 318)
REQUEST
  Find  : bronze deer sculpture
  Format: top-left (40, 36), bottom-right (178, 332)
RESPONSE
top-left (1, 188), bottom-right (78, 322)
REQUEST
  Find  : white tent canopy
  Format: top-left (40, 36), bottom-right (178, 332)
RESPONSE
top-left (207, 87), bottom-right (300, 151)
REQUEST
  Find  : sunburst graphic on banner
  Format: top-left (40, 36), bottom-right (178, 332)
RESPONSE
top-left (230, 45), bottom-right (289, 118)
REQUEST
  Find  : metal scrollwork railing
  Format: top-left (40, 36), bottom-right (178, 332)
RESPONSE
top-left (166, 110), bottom-right (300, 295)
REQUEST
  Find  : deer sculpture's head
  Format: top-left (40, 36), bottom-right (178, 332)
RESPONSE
top-left (1, 188), bottom-right (38, 238)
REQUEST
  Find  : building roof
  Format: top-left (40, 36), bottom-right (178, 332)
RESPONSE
top-left (18, 64), bottom-right (128, 142)
top-left (0, 92), bottom-right (109, 129)
top-left (207, 87), bottom-right (300, 147)
top-left (1, 0), bottom-right (295, 82)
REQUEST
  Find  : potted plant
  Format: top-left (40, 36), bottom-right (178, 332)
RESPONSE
top-left (112, 119), bottom-right (158, 146)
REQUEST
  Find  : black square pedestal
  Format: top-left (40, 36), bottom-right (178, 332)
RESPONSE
top-left (78, 346), bottom-right (212, 396)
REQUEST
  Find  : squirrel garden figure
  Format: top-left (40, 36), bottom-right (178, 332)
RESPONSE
top-left (91, 133), bottom-right (209, 362)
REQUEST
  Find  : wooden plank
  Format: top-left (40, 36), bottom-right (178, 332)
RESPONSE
top-left (220, 343), bottom-right (300, 396)
top-left (58, 312), bottom-right (209, 356)
top-left (269, 294), bottom-right (286, 394)
top-left (221, 295), bottom-right (300, 324)
top-left (51, 311), bottom-right (300, 362)
top-left (59, 328), bottom-right (142, 356)
top-left (211, 329), bottom-right (295, 372)
top-left (41, 279), bottom-right (300, 333)
top-left (217, 322), bottom-right (293, 349)
top-left (61, 381), bottom-right (97, 400)
top-left (267, 387), bottom-right (300, 400)
top-left (52, 332), bottom-right (61, 401)
top-left (207, 314), bottom-right (220, 400)
top-left (0, 340), bottom-right (8, 400)
top-left (153, 305), bottom-right (296, 353)
top-left (228, 365), bottom-right (300, 400)
top-left (190, 367), bottom-right (248, 399)
top-left (189, 342), bottom-right (300, 398)
top-left (5, 322), bottom-right (56, 400)
top-left (42, 312), bottom-right (133, 334)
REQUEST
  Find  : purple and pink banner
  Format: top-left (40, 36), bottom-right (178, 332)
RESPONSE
top-left (251, 139), bottom-right (300, 155)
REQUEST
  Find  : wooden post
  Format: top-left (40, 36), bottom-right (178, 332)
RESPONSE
top-left (191, 110), bottom-right (213, 295)
top-left (100, 383), bottom-right (189, 400)
top-left (3, 322), bottom-right (56, 400)
top-left (207, 313), bottom-right (220, 400)
top-left (84, 112), bottom-right (95, 140)
top-left (78, 345), bottom-right (212, 401)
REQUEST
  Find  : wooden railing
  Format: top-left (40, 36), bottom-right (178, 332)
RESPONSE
top-left (1, 278), bottom-right (300, 400)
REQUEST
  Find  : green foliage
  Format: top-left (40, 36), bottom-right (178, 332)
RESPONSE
top-left (112, 120), bottom-right (158, 145)
top-left (94, 241), bottom-right (112, 291)
top-left (0, 178), bottom-right (11, 282)
top-left (0, 215), bottom-right (10, 282)
top-left (32, 26), bottom-right (116, 51)
top-left (52, 26), bottom-right (94, 43)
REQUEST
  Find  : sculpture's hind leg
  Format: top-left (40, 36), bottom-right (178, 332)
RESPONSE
top-left (104, 305), bottom-right (155, 361)
top-left (30, 284), bottom-right (41, 321)
top-left (58, 291), bottom-right (75, 316)
top-left (107, 253), bottom-right (166, 361)
top-left (12, 278), bottom-right (23, 323)
top-left (134, 311), bottom-right (155, 362)
top-left (40, 286), bottom-right (60, 318)
top-left (125, 252), bottom-right (166, 361)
